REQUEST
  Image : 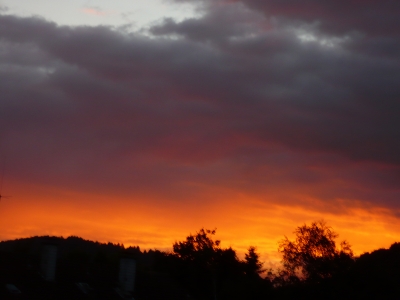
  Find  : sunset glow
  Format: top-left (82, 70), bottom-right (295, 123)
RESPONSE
top-left (0, 0), bottom-right (399, 269)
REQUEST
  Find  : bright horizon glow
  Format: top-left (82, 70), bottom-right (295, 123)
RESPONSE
top-left (1, 181), bottom-right (399, 268)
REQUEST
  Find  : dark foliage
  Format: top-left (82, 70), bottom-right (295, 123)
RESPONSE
top-left (278, 220), bottom-right (354, 284)
top-left (171, 228), bottom-right (272, 300)
top-left (244, 246), bottom-right (265, 278)
top-left (2, 224), bottom-right (400, 299)
top-left (0, 236), bottom-right (189, 299)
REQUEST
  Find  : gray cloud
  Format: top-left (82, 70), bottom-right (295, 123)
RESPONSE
top-left (171, 0), bottom-right (400, 36)
top-left (0, 6), bottom-right (399, 210)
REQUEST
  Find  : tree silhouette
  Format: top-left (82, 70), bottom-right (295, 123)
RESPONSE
top-left (173, 228), bottom-right (221, 265)
top-left (173, 228), bottom-right (223, 300)
top-left (173, 228), bottom-right (246, 300)
top-left (244, 246), bottom-right (264, 278)
top-left (278, 220), bottom-right (353, 283)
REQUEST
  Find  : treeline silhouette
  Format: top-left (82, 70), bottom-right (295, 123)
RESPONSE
top-left (0, 222), bottom-right (400, 299)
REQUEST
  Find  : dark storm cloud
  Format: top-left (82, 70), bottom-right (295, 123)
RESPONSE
top-left (0, 1), bottom-right (399, 210)
top-left (172, 0), bottom-right (400, 36)
top-left (152, 0), bottom-right (400, 165)
top-left (243, 0), bottom-right (400, 36)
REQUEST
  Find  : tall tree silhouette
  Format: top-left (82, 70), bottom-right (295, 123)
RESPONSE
top-left (244, 246), bottom-right (264, 278)
top-left (173, 228), bottom-right (221, 299)
top-left (278, 220), bottom-right (353, 283)
top-left (173, 228), bottom-right (241, 300)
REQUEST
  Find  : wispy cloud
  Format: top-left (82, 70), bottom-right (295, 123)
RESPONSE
top-left (81, 6), bottom-right (114, 16)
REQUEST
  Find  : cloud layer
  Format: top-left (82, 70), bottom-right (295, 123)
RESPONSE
top-left (0, 0), bottom-right (399, 238)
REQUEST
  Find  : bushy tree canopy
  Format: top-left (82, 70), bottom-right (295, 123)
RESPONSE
top-left (278, 220), bottom-right (354, 283)
top-left (173, 228), bottom-right (221, 266)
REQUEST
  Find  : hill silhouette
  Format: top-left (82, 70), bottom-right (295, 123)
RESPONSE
top-left (1, 230), bottom-right (400, 299)
top-left (0, 236), bottom-right (190, 299)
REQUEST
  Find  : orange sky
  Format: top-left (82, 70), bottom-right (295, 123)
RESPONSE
top-left (2, 180), bottom-right (399, 268)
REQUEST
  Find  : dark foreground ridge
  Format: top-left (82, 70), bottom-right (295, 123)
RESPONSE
top-left (0, 236), bottom-right (190, 300)
top-left (0, 228), bottom-right (400, 299)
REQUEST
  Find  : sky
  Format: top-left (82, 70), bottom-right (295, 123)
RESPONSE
top-left (0, 0), bottom-right (399, 264)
